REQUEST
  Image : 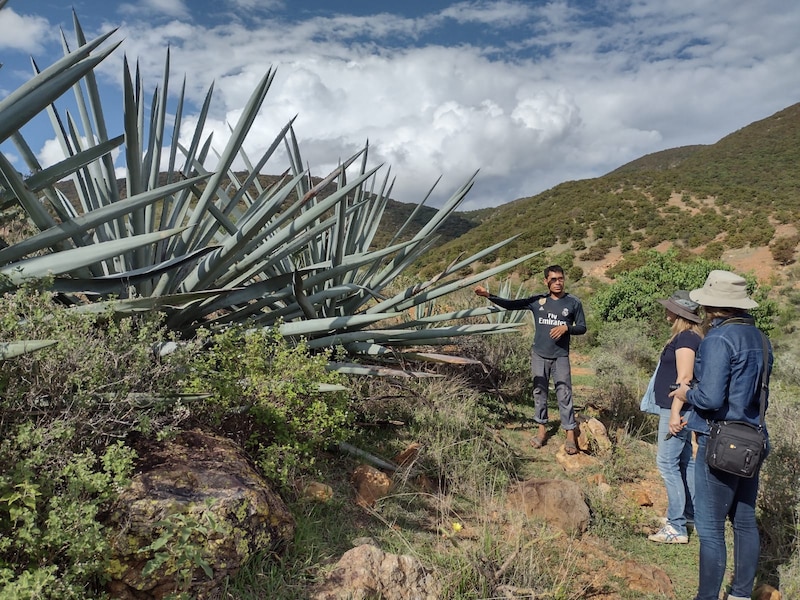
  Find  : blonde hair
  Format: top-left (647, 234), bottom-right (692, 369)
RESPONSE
top-left (668, 315), bottom-right (705, 343)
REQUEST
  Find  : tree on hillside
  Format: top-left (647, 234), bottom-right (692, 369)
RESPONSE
top-left (591, 250), bottom-right (777, 333)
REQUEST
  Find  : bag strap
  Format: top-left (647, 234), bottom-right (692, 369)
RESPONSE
top-left (757, 331), bottom-right (769, 427)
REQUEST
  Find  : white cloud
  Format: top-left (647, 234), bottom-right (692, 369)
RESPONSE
top-left (12, 0), bottom-right (800, 209)
top-left (36, 136), bottom-right (124, 176)
top-left (438, 1), bottom-right (536, 26)
top-left (0, 8), bottom-right (51, 53)
top-left (226, 0), bottom-right (283, 10)
top-left (37, 138), bottom-right (68, 170)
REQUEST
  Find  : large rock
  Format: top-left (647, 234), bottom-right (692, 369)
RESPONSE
top-left (508, 478), bottom-right (591, 535)
top-left (351, 464), bottom-right (393, 508)
top-left (311, 544), bottom-right (441, 600)
top-left (104, 430), bottom-right (295, 599)
top-left (577, 417), bottom-right (612, 455)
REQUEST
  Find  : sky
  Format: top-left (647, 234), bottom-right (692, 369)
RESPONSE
top-left (1, 0), bottom-right (799, 210)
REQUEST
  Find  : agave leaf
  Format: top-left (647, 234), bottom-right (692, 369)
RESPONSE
top-left (0, 33), bottom-right (120, 142)
top-left (179, 68), bottom-right (277, 252)
top-left (305, 323), bottom-right (521, 349)
top-left (183, 271), bottom-right (310, 318)
top-left (69, 290), bottom-right (231, 315)
top-left (316, 383), bottom-right (349, 392)
top-left (368, 250), bottom-right (544, 315)
top-left (46, 246), bottom-right (219, 295)
top-left (388, 174), bottom-right (440, 246)
top-left (400, 352), bottom-right (484, 366)
top-left (0, 135), bottom-right (124, 208)
top-left (340, 342), bottom-right (394, 356)
top-left (277, 313), bottom-right (398, 338)
top-left (0, 340), bottom-right (58, 360)
top-left (326, 363), bottom-right (440, 378)
top-left (384, 307), bottom-right (504, 329)
top-left (0, 175), bottom-right (210, 265)
top-left (179, 170), bottom-right (308, 291)
top-left (0, 227), bottom-right (186, 286)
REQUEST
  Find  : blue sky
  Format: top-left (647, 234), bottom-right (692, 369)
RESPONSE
top-left (2, 0), bottom-right (800, 209)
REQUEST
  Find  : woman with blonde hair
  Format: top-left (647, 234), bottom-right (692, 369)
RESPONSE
top-left (648, 290), bottom-right (704, 544)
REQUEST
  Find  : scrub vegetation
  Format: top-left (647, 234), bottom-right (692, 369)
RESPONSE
top-left (1, 3), bottom-right (799, 598)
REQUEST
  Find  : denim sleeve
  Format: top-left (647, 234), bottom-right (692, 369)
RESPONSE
top-left (686, 333), bottom-right (731, 412)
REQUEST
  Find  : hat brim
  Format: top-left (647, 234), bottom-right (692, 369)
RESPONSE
top-left (657, 298), bottom-right (703, 323)
top-left (689, 289), bottom-right (758, 310)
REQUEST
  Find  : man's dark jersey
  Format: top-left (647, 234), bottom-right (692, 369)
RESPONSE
top-left (486, 293), bottom-right (587, 359)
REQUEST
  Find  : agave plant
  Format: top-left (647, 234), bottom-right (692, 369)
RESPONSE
top-left (0, 7), bottom-right (541, 372)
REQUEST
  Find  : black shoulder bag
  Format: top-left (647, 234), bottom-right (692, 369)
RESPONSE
top-left (705, 326), bottom-right (769, 478)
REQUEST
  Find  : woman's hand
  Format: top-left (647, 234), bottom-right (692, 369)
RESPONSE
top-left (668, 414), bottom-right (687, 436)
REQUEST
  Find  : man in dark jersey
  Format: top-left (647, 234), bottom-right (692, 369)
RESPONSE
top-left (475, 265), bottom-right (587, 454)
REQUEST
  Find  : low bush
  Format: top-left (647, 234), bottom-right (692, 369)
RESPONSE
top-left (0, 286), bottom-right (181, 599)
top-left (0, 288), bottom-right (354, 597)
top-left (181, 326), bottom-right (352, 486)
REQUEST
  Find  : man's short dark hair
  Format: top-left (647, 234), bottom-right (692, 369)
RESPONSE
top-left (544, 265), bottom-right (564, 279)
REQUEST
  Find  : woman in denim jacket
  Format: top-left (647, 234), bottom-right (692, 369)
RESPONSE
top-left (671, 270), bottom-right (773, 600)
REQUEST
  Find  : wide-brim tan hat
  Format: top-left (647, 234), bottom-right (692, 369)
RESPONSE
top-left (657, 290), bottom-right (702, 323)
top-left (689, 270), bottom-right (758, 309)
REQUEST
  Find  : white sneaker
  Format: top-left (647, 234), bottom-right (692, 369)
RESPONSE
top-left (659, 516), bottom-right (694, 532)
top-left (648, 525), bottom-right (688, 544)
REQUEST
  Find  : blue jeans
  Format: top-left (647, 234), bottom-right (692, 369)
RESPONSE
top-left (693, 433), bottom-right (761, 600)
top-left (656, 409), bottom-right (695, 535)
top-left (530, 352), bottom-right (576, 430)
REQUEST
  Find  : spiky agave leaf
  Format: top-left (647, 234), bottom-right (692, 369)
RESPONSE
top-left (0, 12), bottom-right (543, 373)
top-left (0, 340), bottom-right (58, 360)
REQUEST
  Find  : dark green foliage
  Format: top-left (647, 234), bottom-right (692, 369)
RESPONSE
top-left (591, 250), bottom-right (728, 323)
top-left (0, 289), bottom-right (354, 597)
top-left (770, 235), bottom-right (800, 265)
top-left (182, 327), bottom-right (352, 485)
top-left (0, 288), bottom-right (185, 598)
top-left (591, 250), bottom-right (777, 332)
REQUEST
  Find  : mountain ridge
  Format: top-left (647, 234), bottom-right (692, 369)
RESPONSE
top-left (409, 102), bottom-right (800, 282)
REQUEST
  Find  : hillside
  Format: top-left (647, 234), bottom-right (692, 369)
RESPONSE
top-left (411, 102), bottom-right (800, 281)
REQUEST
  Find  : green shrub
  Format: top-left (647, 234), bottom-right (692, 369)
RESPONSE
top-left (0, 287), bottom-right (188, 598)
top-left (182, 326), bottom-right (352, 485)
top-left (0, 286), bottom-right (188, 441)
top-left (592, 249), bottom-right (778, 333)
top-left (770, 235), bottom-right (800, 265)
top-left (0, 424), bottom-right (136, 599)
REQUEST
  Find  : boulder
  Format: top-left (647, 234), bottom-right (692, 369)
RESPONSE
top-left (311, 544), bottom-right (441, 600)
top-left (508, 479), bottom-right (591, 535)
top-left (555, 444), bottom-right (602, 472)
top-left (303, 481), bottom-right (334, 502)
top-left (351, 464), bottom-right (393, 508)
top-left (614, 559), bottom-right (674, 597)
top-left (104, 430), bottom-right (294, 599)
top-left (755, 583), bottom-right (782, 599)
top-left (577, 417), bottom-right (612, 455)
